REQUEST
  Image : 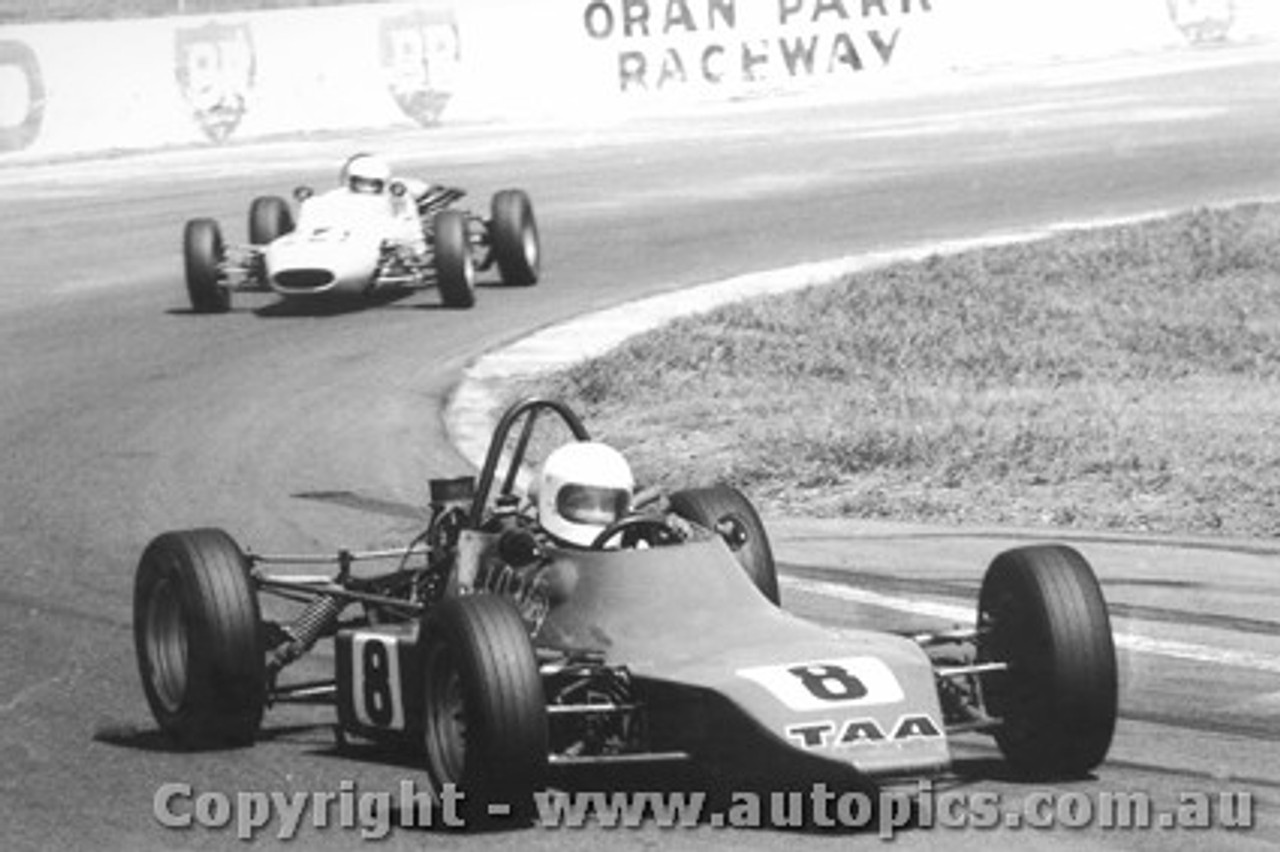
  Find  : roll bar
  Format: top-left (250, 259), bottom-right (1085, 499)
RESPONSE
top-left (468, 397), bottom-right (590, 527)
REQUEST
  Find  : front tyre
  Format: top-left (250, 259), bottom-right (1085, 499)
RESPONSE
top-left (489, 189), bottom-right (540, 287)
top-left (978, 545), bottom-right (1117, 778)
top-left (669, 485), bottom-right (779, 605)
top-left (248, 195), bottom-right (294, 246)
top-left (134, 528), bottom-right (266, 748)
top-left (433, 210), bottom-right (475, 309)
top-left (183, 218), bottom-right (230, 314)
top-left (421, 595), bottom-right (547, 823)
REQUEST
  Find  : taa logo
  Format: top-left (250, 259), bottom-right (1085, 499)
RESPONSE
top-left (0, 41), bottom-right (45, 152)
top-left (380, 7), bottom-right (461, 128)
top-left (174, 21), bottom-right (256, 143)
top-left (786, 714), bottom-right (942, 749)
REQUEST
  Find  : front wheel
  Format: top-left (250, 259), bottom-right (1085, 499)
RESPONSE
top-left (183, 218), bottom-right (230, 314)
top-left (489, 189), bottom-right (539, 287)
top-left (669, 485), bottom-right (779, 605)
top-left (134, 528), bottom-right (266, 748)
top-left (433, 210), bottom-right (475, 309)
top-left (248, 195), bottom-right (294, 246)
top-left (977, 545), bottom-right (1117, 778)
top-left (421, 594), bottom-right (547, 822)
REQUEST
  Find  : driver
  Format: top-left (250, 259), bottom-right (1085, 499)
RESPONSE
top-left (468, 440), bottom-right (634, 593)
top-left (536, 441), bottom-right (635, 548)
top-left (340, 153), bottom-right (392, 195)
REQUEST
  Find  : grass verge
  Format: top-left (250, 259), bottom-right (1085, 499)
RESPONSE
top-left (515, 203), bottom-right (1280, 538)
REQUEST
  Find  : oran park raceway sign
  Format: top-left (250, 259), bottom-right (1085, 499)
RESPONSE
top-left (582, 0), bottom-right (935, 92)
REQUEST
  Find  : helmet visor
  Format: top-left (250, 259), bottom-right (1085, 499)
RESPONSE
top-left (350, 176), bottom-right (384, 194)
top-left (556, 484), bottom-right (630, 527)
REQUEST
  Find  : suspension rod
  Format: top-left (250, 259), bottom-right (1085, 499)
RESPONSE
top-left (546, 703), bottom-right (639, 715)
top-left (912, 627), bottom-right (982, 646)
top-left (935, 661), bottom-right (1008, 679)
top-left (254, 577), bottom-right (424, 614)
top-left (249, 545), bottom-right (426, 566)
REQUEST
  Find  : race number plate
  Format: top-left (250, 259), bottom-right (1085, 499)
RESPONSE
top-left (336, 625), bottom-right (420, 735)
top-left (738, 656), bottom-right (905, 711)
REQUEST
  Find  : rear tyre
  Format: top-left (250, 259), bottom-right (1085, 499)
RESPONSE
top-left (977, 545), bottom-right (1117, 778)
top-left (248, 195), bottom-right (294, 245)
top-left (669, 485), bottom-right (779, 605)
top-left (421, 595), bottom-right (546, 824)
top-left (134, 528), bottom-right (266, 748)
top-left (489, 189), bottom-right (539, 287)
top-left (433, 210), bottom-right (475, 309)
top-left (183, 218), bottom-right (230, 314)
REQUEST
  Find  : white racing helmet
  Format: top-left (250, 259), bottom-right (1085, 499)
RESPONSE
top-left (537, 442), bottom-right (634, 547)
top-left (341, 153), bottom-right (391, 194)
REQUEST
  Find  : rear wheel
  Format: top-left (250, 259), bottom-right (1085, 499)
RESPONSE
top-left (489, 189), bottom-right (539, 287)
top-left (183, 218), bottom-right (230, 314)
top-left (134, 528), bottom-right (266, 748)
top-left (977, 545), bottom-right (1117, 777)
top-left (433, 210), bottom-right (475, 309)
top-left (248, 195), bottom-right (294, 245)
top-left (669, 485), bottom-right (779, 605)
top-left (421, 594), bottom-right (546, 823)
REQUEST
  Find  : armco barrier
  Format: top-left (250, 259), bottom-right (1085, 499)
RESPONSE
top-left (0, 0), bottom-right (1276, 161)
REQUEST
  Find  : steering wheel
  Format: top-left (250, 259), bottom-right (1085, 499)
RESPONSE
top-left (590, 516), bottom-right (682, 550)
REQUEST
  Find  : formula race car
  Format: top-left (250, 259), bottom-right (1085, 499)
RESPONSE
top-left (133, 397), bottom-right (1118, 822)
top-left (180, 154), bottom-right (540, 313)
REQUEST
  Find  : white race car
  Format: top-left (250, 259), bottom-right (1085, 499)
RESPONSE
top-left (181, 155), bottom-right (540, 313)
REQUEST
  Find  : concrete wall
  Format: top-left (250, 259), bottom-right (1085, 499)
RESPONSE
top-left (0, 0), bottom-right (1270, 159)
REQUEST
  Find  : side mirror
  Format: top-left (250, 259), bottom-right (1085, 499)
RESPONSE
top-left (293, 185), bottom-right (313, 202)
top-left (389, 180), bottom-right (407, 198)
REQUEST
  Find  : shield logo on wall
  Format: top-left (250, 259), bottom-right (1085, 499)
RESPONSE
top-left (1166, 0), bottom-right (1235, 43)
top-left (174, 21), bottom-right (257, 143)
top-left (380, 7), bottom-right (461, 128)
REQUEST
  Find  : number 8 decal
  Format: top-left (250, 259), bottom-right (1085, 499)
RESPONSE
top-left (353, 635), bottom-right (404, 729)
top-left (739, 656), bottom-right (905, 711)
top-left (787, 664), bottom-right (870, 702)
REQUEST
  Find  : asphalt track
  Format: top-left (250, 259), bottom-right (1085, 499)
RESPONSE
top-left (2, 45), bottom-right (1280, 851)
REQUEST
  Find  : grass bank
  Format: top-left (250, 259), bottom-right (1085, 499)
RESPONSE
top-left (517, 203), bottom-right (1280, 538)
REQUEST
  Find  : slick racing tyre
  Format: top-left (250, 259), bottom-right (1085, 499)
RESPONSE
top-left (134, 528), bottom-right (266, 748)
top-left (490, 189), bottom-right (540, 287)
top-left (421, 594), bottom-right (547, 824)
top-left (669, 484), bottom-right (780, 605)
top-left (977, 545), bottom-right (1117, 778)
top-left (433, 210), bottom-right (475, 309)
top-left (248, 195), bottom-right (294, 245)
top-left (183, 218), bottom-right (230, 314)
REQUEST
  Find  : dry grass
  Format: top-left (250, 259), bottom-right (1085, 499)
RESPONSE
top-left (517, 203), bottom-right (1280, 538)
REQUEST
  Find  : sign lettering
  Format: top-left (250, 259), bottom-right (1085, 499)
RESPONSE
top-left (582, 0), bottom-right (934, 91)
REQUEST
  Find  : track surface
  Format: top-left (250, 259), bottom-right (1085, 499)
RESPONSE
top-left (2, 46), bottom-right (1280, 849)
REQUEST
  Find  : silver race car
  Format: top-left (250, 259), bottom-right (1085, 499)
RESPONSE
top-left (181, 153), bottom-right (540, 312)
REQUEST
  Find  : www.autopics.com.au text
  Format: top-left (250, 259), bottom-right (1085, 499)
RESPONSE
top-left (152, 779), bottom-right (1255, 839)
